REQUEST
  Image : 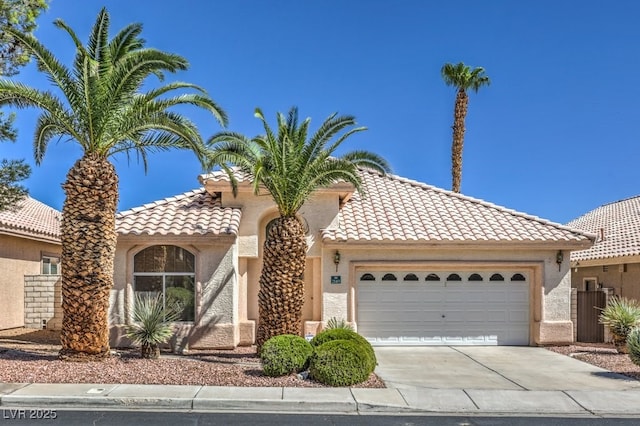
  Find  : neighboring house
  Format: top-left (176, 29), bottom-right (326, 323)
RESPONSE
top-left (0, 197), bottom-right (61, 330)
top-left (568, 196), bottom-right (640, 299)
top-left (109, 169), bottom-right (594, 349)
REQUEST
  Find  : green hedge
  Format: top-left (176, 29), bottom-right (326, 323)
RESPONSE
top-left (309, 339), bottom-right (373, 386)
top-left (310, 328), bottom-right (376, 371)
top-left (260, 334), bottom-right (313, 377)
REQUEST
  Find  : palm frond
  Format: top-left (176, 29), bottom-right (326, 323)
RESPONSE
top-left (207, 106), bottom-right (389, 217)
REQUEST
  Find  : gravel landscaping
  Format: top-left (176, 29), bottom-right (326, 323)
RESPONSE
top-left (3, 328), bottom-right (640, 387)
top-left (545, 343), bottom-right (640, 380)
top-left (0, 328), bottom-right (384, 388)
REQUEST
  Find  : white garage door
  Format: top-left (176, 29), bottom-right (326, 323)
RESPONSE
top-left (357, 270), bottom-right (530, 346)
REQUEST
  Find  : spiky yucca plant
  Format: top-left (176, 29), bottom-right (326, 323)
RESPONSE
top-left (627, 327), bottom-right (640, 365)
top-left (599, 296), bottom-right (640, 353)
top-left (125, 294), bottom-right (183, 359)
top-left (325, 317), bottom-right (354, 331)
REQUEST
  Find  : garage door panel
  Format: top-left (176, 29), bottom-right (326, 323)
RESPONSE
top-left (357, 269), bottom-right (530, 346)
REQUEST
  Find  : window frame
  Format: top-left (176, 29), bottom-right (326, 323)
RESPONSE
top-left (41, 254), bottom-right (60, 275)
top-left (132, 245), bottom-right (196, 322)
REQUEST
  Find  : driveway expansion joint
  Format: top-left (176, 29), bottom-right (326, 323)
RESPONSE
top-left (562, 390), bottom-right (601, 417)
top-left (462, 389), bottom-right (480, 409)
top-left (450, 346), bottom-right (528, 390)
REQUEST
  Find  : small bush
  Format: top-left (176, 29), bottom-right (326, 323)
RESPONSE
top-left (309, 340), bottom-right (373, 386)
top-left (627, 328), bottom-right (640, 366)
top-left (310, 328), bottom-right (376, 371)
top-left (260, 334), bottom-right (313, 377)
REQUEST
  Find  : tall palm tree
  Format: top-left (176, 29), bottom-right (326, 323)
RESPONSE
top-left (0, 8), bottom-right (227, 361)
top-left (207, 107), bottom-right (390, 348)
top-left (441, 62), bottom-right (490, 193)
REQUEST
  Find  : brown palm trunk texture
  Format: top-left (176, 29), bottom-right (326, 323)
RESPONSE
top-left (256, 216), bottom-right (307, 349)
top-left (59, 153), bottom-right (118, 361)
top-left (451, 89), bottom-right (469, 193)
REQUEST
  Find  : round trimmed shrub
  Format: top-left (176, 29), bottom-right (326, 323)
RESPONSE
top-left (309, 339), bottom-right (373, 386)
top-left (627, 327), bottom-right (640, 366)
top-left (260, 334), bottom-right (313, 377)
top-left (310, 328), bottom-right (376, 371)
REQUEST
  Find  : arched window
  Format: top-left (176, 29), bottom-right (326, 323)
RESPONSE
top-left (403, 273), bottom-right (419, 281)
top-left (468, 273), bottom-right (483, 281)
top-left (447, 273), bottom-right (462, 281)
top-left (490, 273), bottom-right (505, 281)
top-left (134, 245), bottom-right (195, 321)
top-left (382, 273), bottom-right (397, 281)
top-left (425, 273), bottom-right (441, 281)
top-left (360, 273), bottom-right (376, 281)
top-left (511, 273), bottom-right (526, 281)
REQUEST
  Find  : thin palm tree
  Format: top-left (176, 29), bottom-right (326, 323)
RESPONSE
top-left (207, 107), bottom-right (390, 348)
top-left (441, 62), bottom-right (490, 193)
top-left (0, 8), bottom-right (227, 361)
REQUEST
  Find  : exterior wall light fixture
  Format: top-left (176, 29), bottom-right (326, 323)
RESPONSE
top-left (556, 250), bottom-right (564, 271)
top-left (334, 250), bottom-right (341, 272)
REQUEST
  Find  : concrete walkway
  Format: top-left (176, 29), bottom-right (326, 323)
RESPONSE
top-left (2, 347), bottom-right (640, 416)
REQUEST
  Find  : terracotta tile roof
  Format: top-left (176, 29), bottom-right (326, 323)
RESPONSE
top-left (322, 169), bottom-right (595, 245)
top-left (199, 168), bottom-right (251, 184)
top-left (0, 197), bottom-right (61, 243)
top-left (116, 189), bottom-right (241, 237)
top-left (567, 196), bottom-right (640, 262)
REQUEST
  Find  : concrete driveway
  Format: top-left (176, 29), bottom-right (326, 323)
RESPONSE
top-left (374, 346), bottom-right (640, 391)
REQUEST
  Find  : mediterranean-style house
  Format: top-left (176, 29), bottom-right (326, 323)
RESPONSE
top-left (0, 197), bottom-right (62, 330)
top-left (568, 196), bottom-right (640, 299)
top-left (108, 168), bottom-right (595, 349)
top-left (567, 196), bottom-right (640, 342)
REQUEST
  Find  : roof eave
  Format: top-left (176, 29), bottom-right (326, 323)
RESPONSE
top-left (0, 229), bottom-right (61, 245)
top-left (571, 253), bottom-right (640, 267)
top-left (117, 233), bottom-right (237, 244)
top-left (321, 238), bottom-right (594, 251)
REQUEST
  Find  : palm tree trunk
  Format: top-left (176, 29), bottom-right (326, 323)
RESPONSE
top-left (59, 153), bottom-right (118, 361)
top-left (451, 88), bottom-right (469, 193)
top-left (256, 216), bottom-right (307, 349)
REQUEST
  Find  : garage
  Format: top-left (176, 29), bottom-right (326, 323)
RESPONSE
top-left (357, 270), bottom-right (530, 346)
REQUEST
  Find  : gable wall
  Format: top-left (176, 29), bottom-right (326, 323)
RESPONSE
top-left (221, 191), bottom-right (341, 258)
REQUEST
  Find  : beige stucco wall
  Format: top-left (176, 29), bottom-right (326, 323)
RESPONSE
top-left (0, 234), bottom-right (60, 330)
top-left (572, 262), bottom-right (640, 301)
top-left (110, 237), bottom-right (239, 349)
top-left (222, 191), bottom-right (340, 258)
top-left (110, 185), bottom-right (578, 348)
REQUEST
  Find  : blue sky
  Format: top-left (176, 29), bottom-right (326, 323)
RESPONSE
top-left (1, 0), bottom-right (638, 224)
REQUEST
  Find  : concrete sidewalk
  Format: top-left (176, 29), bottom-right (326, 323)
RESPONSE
top-left (3, 382), bottom-right (640, 416)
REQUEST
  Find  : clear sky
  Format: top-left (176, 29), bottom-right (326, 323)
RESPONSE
top-left (1, 0), bottom-right (638, 224)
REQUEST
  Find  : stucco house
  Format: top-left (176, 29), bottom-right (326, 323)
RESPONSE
top-left (568, 196), bottom-right (640, 299)
top-left (567, 196), bottom-right (640, 342)
top-left (0, 197), bottom-right (61, 330)
top-left (109, 169), bottom-right (595, 349)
